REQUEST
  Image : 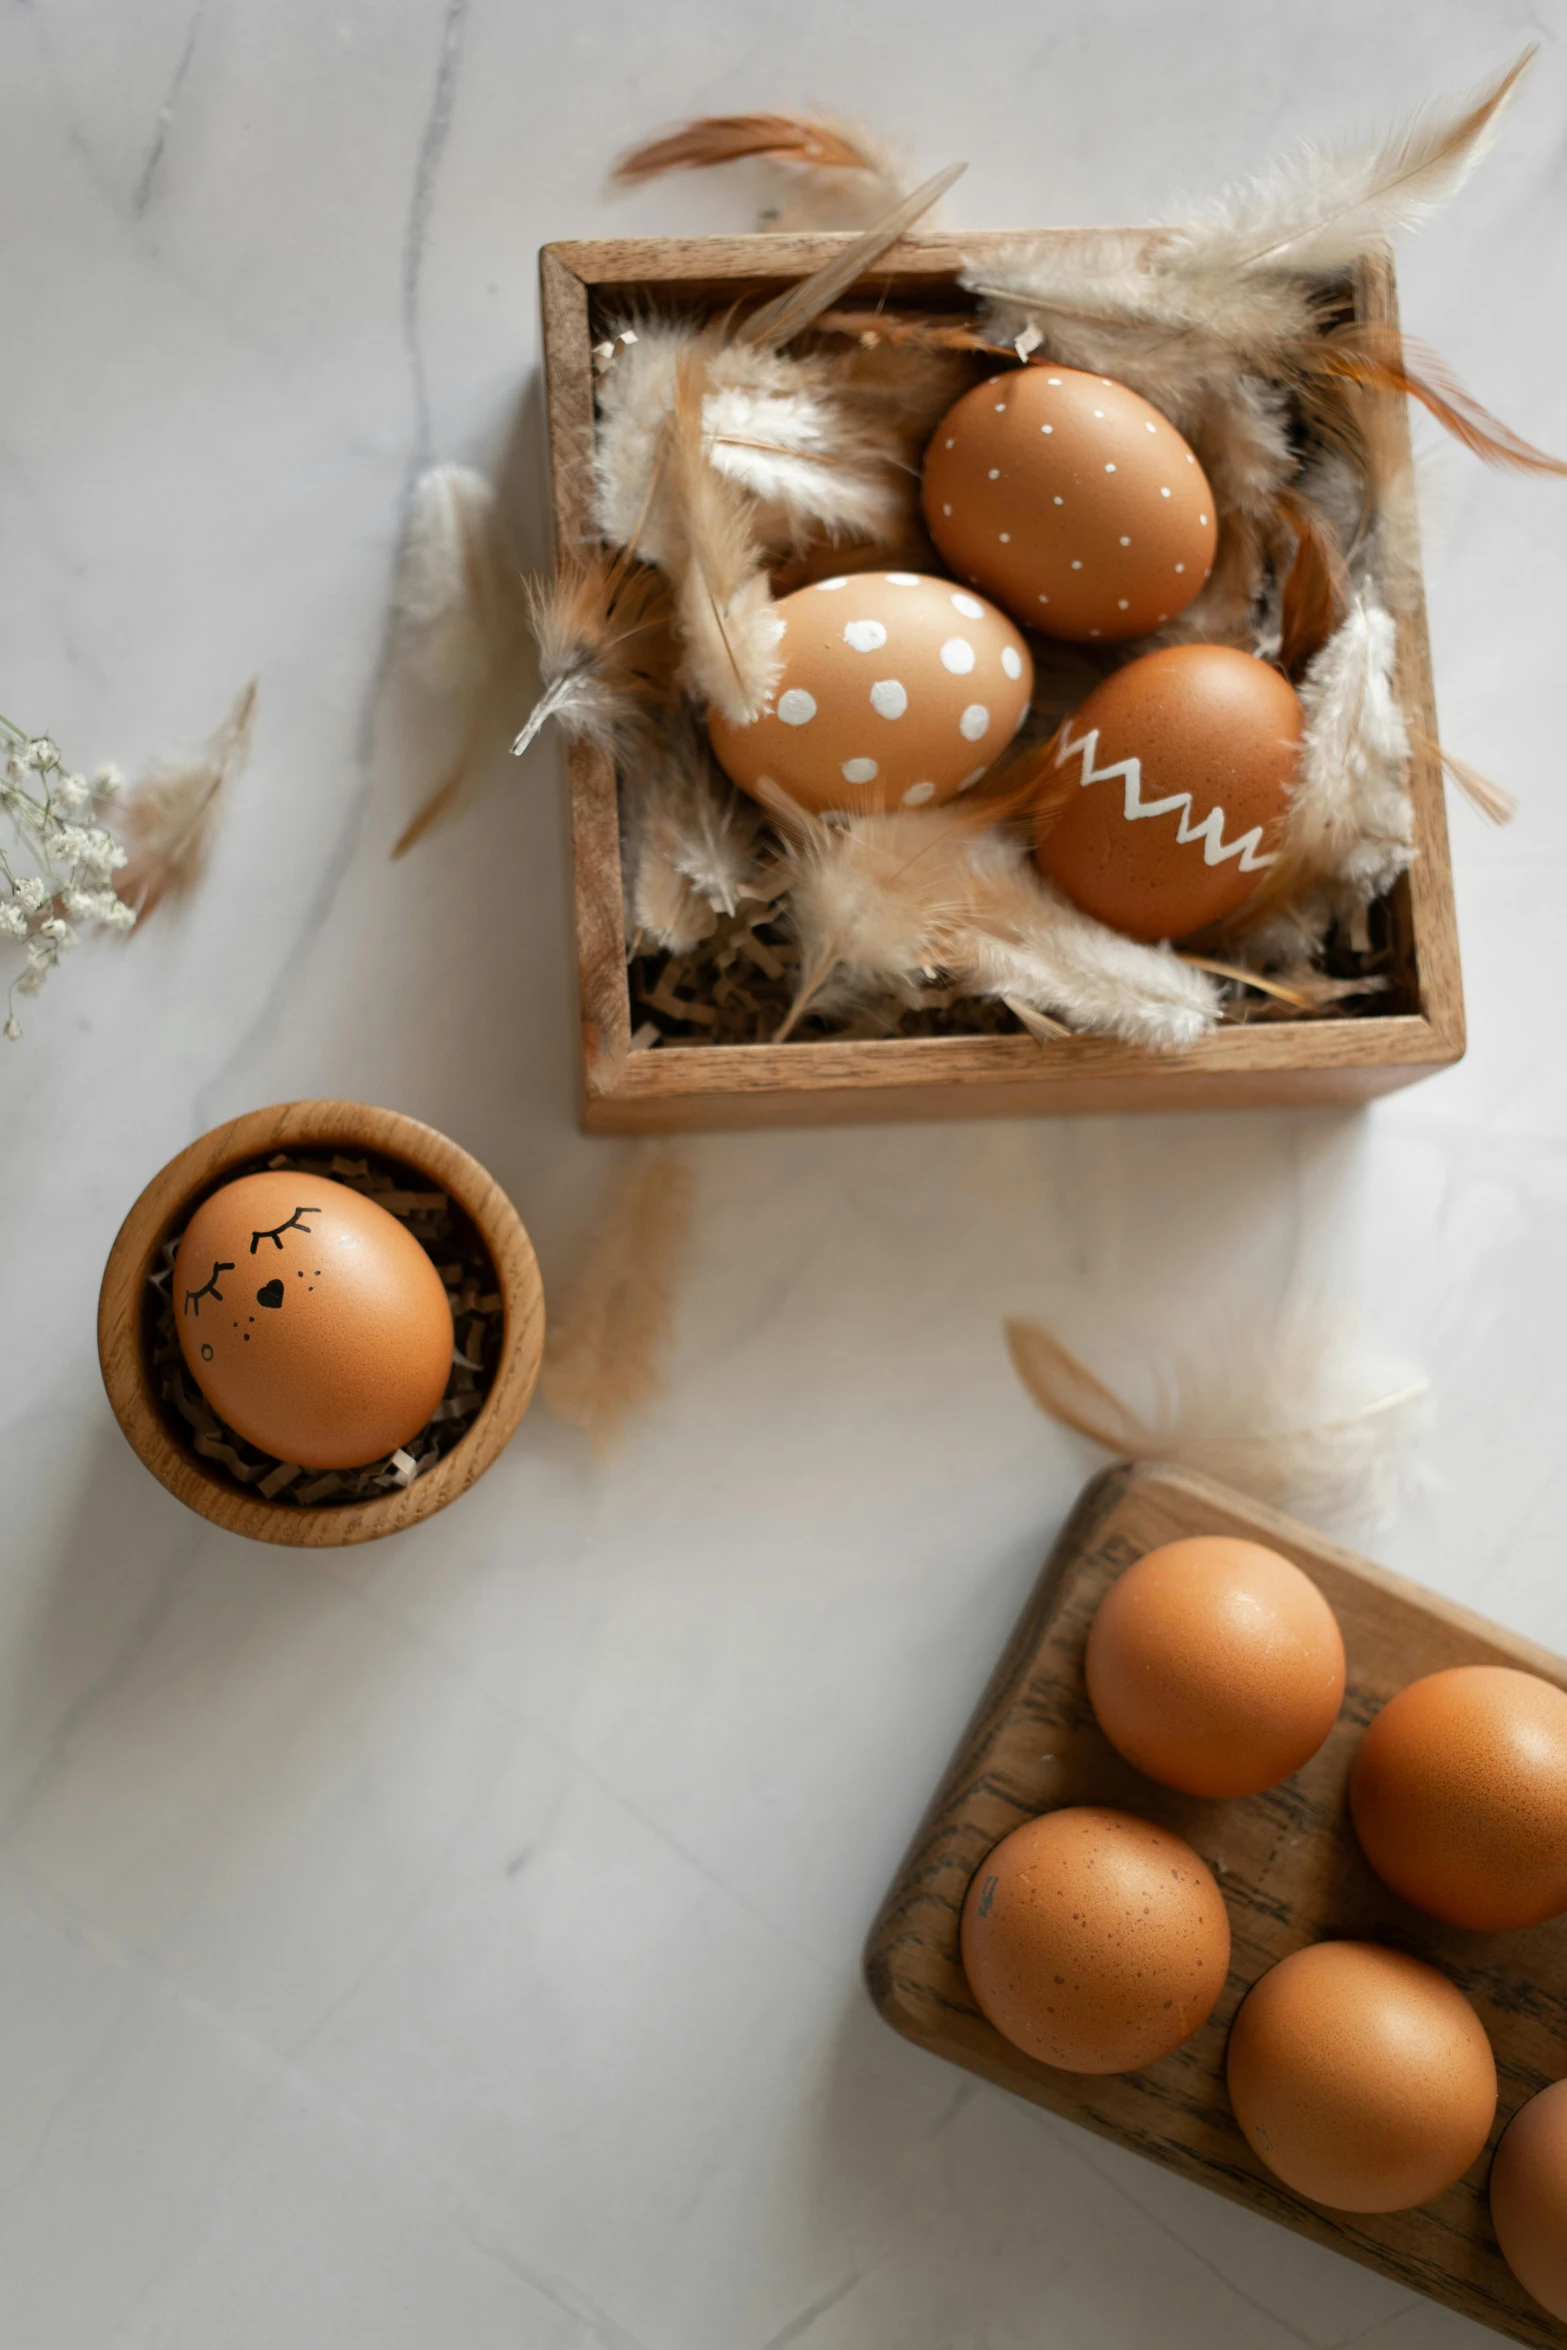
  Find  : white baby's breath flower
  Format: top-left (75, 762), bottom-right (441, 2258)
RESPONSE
top-left (12, 875), bottom-right (47, 911)
top-left (3, 1016), bottom-right (20, 1041)
top-left (92, 761), bottom-right (125, 798)
top-left (0, 904), bottom-right (26, 940)
top-left (55, 773), bottom-right (90, 813)
top-left (22, 737), bottom-right (59, 772)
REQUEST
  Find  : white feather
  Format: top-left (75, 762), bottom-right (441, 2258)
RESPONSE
top-left (1290, 589), bottom-right (1414, 899)
top-left (395, 465), bottom-right (507, 691)
top-left (1007, 1294), bottom-right (1429, 1533)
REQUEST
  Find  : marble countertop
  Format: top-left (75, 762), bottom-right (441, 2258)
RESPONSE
top-left (3, 3), bottom-right (1565, 2344)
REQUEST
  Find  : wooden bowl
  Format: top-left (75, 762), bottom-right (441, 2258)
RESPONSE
top-left (97, 1100), bottom-right (545, 1547)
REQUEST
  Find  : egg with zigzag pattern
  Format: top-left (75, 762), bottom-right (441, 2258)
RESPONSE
top-left (1033, 645), bottom-right (1302, 942)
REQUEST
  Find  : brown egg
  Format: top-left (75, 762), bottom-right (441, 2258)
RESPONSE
top-left (173, 1172), bottom-right (454, 1469)
top-left (1490, 2080), bottom-right (1567, 2323)
top-left (922, 366), bottom-right (1216, 641)
top-left (1034, 645), bottom-right (1301, 941)
top-left (1350, 1666), bottom-right (1567, 1931)
top-left (960, 1806), bottom-right (1230, 2074)
top-left (1086, 1537), bottom-right (1346, 1799)
top-left (708, 571), bottom-right (1032, 816)
top-left (1227, 1942), bottom-right (1497, 2212)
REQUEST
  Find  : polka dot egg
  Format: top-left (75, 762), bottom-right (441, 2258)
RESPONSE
top-left (922, 366), bottom-right (1217, 642)
top-left (707, 571), bottom-right (1033, 816)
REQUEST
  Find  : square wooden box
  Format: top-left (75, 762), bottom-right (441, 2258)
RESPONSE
top-left (540, 232), bottom-right (1465, 1134)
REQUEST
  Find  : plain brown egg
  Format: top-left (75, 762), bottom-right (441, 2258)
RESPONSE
top-left (960, 1806), bottom-right (1230, 2074)
top-left (1350, 1666), bottom-right (1567, 1931)
top-left (1490, 2079), bottom-right (1567, 2323)
top-left (708, 571), bottom-right (1032, 816)
top-left (1034, 645), bottom-right (1301, 941)
top-left (922, 366), bottom-right (1216, 640)
top-left (1227, 1941), bottom-right (1497, 2212)
top-left (173, 1171), bottom-right (454, 1469)
top-left (1086, 1536), bottom-right (1346, 1798)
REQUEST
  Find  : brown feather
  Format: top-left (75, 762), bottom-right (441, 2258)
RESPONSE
top-left (737, 163), bottom-right (966, 350)
top-left (114, 679), bottom-right (257, 920)
top-left (1315, 323), bottom-right (1567, 476)
top-left (542, 1146), bottom-right (695, 1454)
top-left (1276, 487), bottom-right (1351, 676)
top-left (1416, 728), bottom-right (1517, 825)
top-left (612, 112), bottom-right (893, 185)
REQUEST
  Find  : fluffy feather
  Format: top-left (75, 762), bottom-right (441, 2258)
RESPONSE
top-left (542, 1145), bottom-right (694, 1454)
top-left (114, 679), bottom-right (257, 919)
top-left (771, 802), bottom-right (1219, 1051)
top-left (595, 324), bottom-right (902, 563)
top-left (394, 465), bottom-right (511, 692)
top-left (511, 557), bottom-right (674, 763)
top-left (1288, 587), bottom-right (1414, 899)
top-left (1162, 50), bottom-right (1533, 279)
top-left (625, 713), bottom-right (763, 952)
top-left (1006, 1295), bottom-right (1429, 1531)
top-left (663, 357), bottom-right (784, 723)
top-left (701, 382), bottom-right (903, 544)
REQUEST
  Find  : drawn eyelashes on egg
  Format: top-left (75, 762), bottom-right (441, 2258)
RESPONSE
top-left (183, 1260), bottom-right (234, 1316)
top-left (249, 1205), bottom-right (321, 1254)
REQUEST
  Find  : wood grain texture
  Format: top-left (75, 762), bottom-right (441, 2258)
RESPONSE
top-left (864, 1462), bottom-right (1567, 2348)
top-left (540, 232), bottom-right (1466, 1133)
top-left (97, 1100), bottom-right (545, 1548)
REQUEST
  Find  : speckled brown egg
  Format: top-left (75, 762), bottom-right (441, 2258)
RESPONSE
top-left (960, 1806), bottom-right (1230, 2075)
top-left (173, 1171), bottom-right (454, 1470)
top-left (1034, 644), bottom-right (1301, 940)
top-left (922, 366), bottom-right (1216, 641)
top-left (1350, 1666), bottom-right (1567, 1931)
top-left (1086, 1537), bottom-right (1346, 1799)
top-left (1226, 1942), bottom-right (1497, 2212)
top-left (1490, 2080), bottom-right (1567, 2323)
top-left (707, 571), bottom-right (1033, 816)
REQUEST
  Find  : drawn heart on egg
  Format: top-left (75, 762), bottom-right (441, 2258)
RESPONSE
top-left (256, 1279), bottom-right (285, 1309)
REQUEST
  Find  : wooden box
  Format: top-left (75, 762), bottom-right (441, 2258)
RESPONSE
top-left (865, 1462), bottom-right (1567, 2348)
top-left (540, 233), bottom-right (1465, 1133)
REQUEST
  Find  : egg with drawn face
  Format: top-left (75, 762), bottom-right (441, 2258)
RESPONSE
top-left (172, 1171), bottom-right (454, 1469)
top-left (708, 571), bottom-right (1033, 816)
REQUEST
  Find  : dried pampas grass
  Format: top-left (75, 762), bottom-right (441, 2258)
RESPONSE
top-left (114, 678), bottom-right (257, 920)
top-left (543, 1145), bottom-right (695, 1453)
top-left (1007, 1297), bottom-right (1429, 1532)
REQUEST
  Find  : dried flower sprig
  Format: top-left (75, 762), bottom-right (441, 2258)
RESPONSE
top-left (0, 713), bottom-right (134, 1038)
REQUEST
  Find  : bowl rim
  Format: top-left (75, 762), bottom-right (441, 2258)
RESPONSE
top-left (97, 1099), bottom-right (545, 1548)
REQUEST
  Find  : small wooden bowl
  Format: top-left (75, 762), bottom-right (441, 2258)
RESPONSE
top-left (98, 1099), bottom-right (546, 1548)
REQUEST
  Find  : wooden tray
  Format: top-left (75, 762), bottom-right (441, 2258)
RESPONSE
top-left (865, 1461), bottom-right (1567, 2346)
top-left (539, 233), bottom-right (1464, 1133)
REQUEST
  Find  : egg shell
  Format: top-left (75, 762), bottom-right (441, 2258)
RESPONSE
top-left (1034, 644), bottom-right (1301, 941)
top-left (1490, 2079), bottom-right (1567, 2323)
top-left (1349, 1666), bottom-right (1567, 1931)
top-left (922, 366), bottom-right (1216, 641)
top-left (173, 1171), bottom-right (454, 1470)
top-left (1226, 1941), bottom-right (1497, 2213)
top-left (1086, 1536), bottom-right (1346, 1799)
top-left (707, 571), bottom-right (1033, 816)
top-left (960, 1806), bottom-right (1230, 2075)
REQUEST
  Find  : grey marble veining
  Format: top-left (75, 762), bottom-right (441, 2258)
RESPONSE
top-left (2, 2), bottom-right (1565, 2343)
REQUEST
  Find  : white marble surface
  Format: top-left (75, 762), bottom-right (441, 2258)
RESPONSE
top-left (3, 3), bottom-right (1566, 2343)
